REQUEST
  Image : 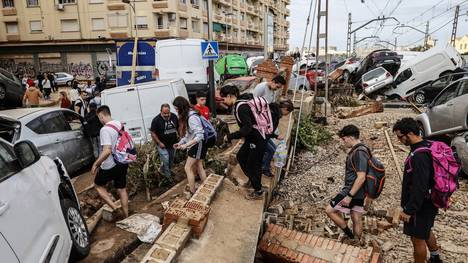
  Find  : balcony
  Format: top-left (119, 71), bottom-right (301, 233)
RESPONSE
top-left (240, 21), bottom-right (246, 27)
top-left (246, 5), bottom-right (255, 14)
top-left (178, 2), bottom-right (187, 11)
top-left (214, 13), bottom-right (224, 22)
top-left (153, 1), bottom-right (168, 8)
top-left (219, 0), bottom-right (231, 5)
top-left (154, 26), bottom-right (178, 38)
top-left (109, 31), bottom-right (128, 38)
top-left (107, 2), bottom-right (126, 10)
top-left (6, 34), bottom-right (20, 41)
top-left (179, 29), bottom-right (189, 38)
top-left (231, 18), bottom-right (238, 25)
top-left (2, 7), bottom-right (16, 16)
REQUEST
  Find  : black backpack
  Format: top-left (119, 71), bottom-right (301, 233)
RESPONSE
top-left (350, 144), bottom-right (386, 199)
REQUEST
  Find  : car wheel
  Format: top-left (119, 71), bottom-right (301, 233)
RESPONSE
top-left (414, 93), bottom-right (426, 104)
top-left (0, 85), bottom-right (6, 101)
top-left (342, 70), bottom-right (350, 82)
top-left (66, 81), bottom-right (71, 87)
top-left (60, 199), bottom-right (90, 261)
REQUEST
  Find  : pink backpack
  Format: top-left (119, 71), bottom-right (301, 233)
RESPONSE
top-left (405, 141), bottom-right (460, 209)
top-left (235, 97), bottom-right (274, 139)
top-left (106, 123), bottom-right (137, 165)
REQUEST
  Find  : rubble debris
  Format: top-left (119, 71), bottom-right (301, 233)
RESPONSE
top-left (338, 102), bottom-right (384, 119)
top-left (384, 129), bottom-right (403, 181)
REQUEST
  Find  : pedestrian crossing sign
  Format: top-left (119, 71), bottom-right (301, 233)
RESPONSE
top-left (201, 41), bottom-right (219, 60)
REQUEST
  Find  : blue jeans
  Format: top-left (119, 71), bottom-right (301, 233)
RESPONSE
top-left (262, 139), bottom-right (277, 173)
top-left (157, 146), bottom-right (175, 177)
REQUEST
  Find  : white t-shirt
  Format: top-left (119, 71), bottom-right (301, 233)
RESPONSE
top-left (100, 120), bottom-right (122, 170)
top-left (253, 82), bottom-right (276, 103)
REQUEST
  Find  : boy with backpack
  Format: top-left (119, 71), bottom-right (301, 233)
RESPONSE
top-left (92, 105), bottom-right (136, 219)
top-left (393, 118), bottom-right (458, 263)
top-left (326, 125), bottom-right (378, 245)
top-left (220, 85), bottom-right (274, 200)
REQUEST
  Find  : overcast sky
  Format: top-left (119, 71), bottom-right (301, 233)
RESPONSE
top-left (288, 0), bottom-right (468, 50)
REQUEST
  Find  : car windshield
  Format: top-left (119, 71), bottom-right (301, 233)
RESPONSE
top-left (363, 68), bottom-right (385, 82)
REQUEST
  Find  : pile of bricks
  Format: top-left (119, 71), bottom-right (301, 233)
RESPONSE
top-left (258, 224), bottom-right (380, 263)
top-left (256, 59), bottom-right (279, 81)
top-left (140, 174), bottom-right (224, 263)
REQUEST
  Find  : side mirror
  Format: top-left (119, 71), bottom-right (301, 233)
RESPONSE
top-left (13, 140), bottom-right (40, 168)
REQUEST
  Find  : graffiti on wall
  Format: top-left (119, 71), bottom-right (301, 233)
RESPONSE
top-left (0, 58), bottom-right (116, 79)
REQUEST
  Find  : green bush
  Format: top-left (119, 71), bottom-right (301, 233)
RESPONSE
top-left (126, 143), bottom-right (162, 196)
top-left (296, 116), bottom-right (333, 152)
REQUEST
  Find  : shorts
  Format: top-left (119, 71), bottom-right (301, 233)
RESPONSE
top-left (403, 205), bottom-right (438, 240)
top-left (94, 163), bottom-right (128, 189)
top-left (187, 137), bottom-right (215, 160)
top-left (329, 193), bottom-right (365, 214)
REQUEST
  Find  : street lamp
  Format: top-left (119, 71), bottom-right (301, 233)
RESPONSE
top-left (223, 11), bottom-right (235, 52)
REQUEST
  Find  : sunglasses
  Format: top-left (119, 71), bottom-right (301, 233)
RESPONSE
top-left (396, 134), bottom-right (407, 139)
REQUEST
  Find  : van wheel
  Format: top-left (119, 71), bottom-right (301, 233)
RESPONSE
top-left (60, 199), bottom-right (90, 262)
top-left (414, 93), bottom-right (426, 104)
top-left (0, 85), bottom-right (6, 101)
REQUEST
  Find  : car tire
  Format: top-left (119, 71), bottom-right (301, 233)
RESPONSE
top-left (60, 199), bottom-right (90, 262)
top-left (342, 70), bottom-right (350, 82)
top-left (66, 81), bottom-right (72, 87)
top-left (414, 93), bottom-right (426, 104)
top-left (0, 84), bottom-right (6, 101)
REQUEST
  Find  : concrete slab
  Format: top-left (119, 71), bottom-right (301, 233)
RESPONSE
top-left (177, 180), bottom-right (264, 263)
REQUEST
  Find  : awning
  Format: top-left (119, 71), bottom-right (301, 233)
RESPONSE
top-left (213, 22), bottom-right (226, 32)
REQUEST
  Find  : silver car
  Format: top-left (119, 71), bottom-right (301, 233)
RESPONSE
top-left (54, 72), bottom-right (74, 86)
top-left (0, 108), bottom-right (94, 176)
top-left (416, 77), bottom-right (468, 137)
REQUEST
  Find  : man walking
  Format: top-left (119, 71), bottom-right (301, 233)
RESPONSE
top-left (150, 104), bottom-right (179, 179)
top-left (92, 106), bottom-right (129, 218)
top-left (393, 118), bottom-right (442, 263)
top-left (85, 102), bottom-right (103, 158)
top-left (22, 80), bottom-right (43, 107)
top-left (253, 74), bottom-right (286, 103)
top-left (221, 85), bottom-right (268, 200)
top-left (74, 90), bottom-right (88, 118)
top-left (325, 125), bottom-right (368, 244)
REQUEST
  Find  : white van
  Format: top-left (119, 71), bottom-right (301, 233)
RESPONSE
top-left (156, 39), bottom-right (208, 98)
top-left (101, 79), bottom-right (188, 143)
top-left (385, 45), bottom-right (465, 99)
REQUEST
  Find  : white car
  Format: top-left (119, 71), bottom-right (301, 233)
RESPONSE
top-left (337, 58), bottom-right (360, 81)
top-left (362, 67), bottom-right (393, 95)
top-left (54, 72), bottom-right (74, 86)
top-left (289, 72), bottom-right (311, 91)
top-left (0, 139), bottom-right (90, 262)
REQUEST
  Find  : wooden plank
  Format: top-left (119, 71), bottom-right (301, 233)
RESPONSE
top-left (384, 129), bottom-right (403, 182)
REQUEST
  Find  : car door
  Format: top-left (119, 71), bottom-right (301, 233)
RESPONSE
top-left (0, 141), bottom-right (65, 262)
top-left (450, 80), bottom-right (468, 130)
top-left (62, 110), bottom-right (94, 169)
top-left (24, 115), bottom-right (65, 160)
top-left (427, 82), bottom-right (460, 133)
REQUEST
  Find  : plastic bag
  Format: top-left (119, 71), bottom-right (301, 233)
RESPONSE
top-left (274, 140), bottom-right (288, 168)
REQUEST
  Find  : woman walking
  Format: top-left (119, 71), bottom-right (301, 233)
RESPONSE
top-left (173, 96), bottom-right (214, 194)
top-left (42, 73), bottom-right (52, 100)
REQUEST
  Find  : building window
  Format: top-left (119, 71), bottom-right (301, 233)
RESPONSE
top-left (155, 14), bottom-right (165, 29)
top-left (27, 0), bottom-right (39, 7)
top-left (180, 0), bottom-right (186, 4)
top-left (203, 22), bottom-right (208, 34)
top-left (135, 16), bottom-right (148, 29)
top-left (2, 0), bottom-right (14, 8)
top-left (190, 0), bottom-right (199, 8)
top-left (241, 12), bottom-right (245, 21)
top-left (202, 0), bottom-right (207, 10)
top-left (61, 19), bottom-right (79, 32)
top-left (180, 17), bottom-right (187, 30)
top-left (108, 12), bottom-right (128, 28)
top-left (92, 18), bottom-right (105, 31)
top-left (5, 22), bottom-right (18, 33)
top-left (30, 20), bottom-right (42, 32)
top-left (192, 18), bottom-right (200, 33)
top-left (58, 0), bottom-right (76, 4)
top-left (168, 12), bottom-right (176, 26)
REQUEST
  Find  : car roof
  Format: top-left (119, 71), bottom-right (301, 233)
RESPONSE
top-left (0, 107), bottom-right (65, 120)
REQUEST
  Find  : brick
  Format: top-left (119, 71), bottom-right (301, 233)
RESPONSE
top-left (149, 245), bottom-right (176, 263)
top-left (339, 243), bottom-right (348, 254)
top-left (327, 240), bottom-right (335, 250)
top-left (301, 254), bottom-right (310, 263)
top-left (320, 238), bottom-right (329, 249)
top-left (370, 252), bottom-right (381, 263)
top-left (285, 229), bottom-right (293, 238)
top-left (155, 222), bottom-right (191, 256)
top-left (300, 232), bottom-right (308, 244)
top-left (315, 237), bottom-right (324, 247)
top-left (295, 231), bottom-right (303, 241)
top-left (377, 220), bottom-right (393, 231)
top-left (309, 236), bottom-right (318, 247)
top-left (351, 246), bottom-right (360, 257)
top-left (305, 234), bottom-right (313, 245)
top-left (190, 193), bottom-right (210, 205)
top-left (297, 253), bottom-right (305, 263)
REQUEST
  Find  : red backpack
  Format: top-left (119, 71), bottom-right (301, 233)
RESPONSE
top-left (106, 123), bottom-right (137, 165)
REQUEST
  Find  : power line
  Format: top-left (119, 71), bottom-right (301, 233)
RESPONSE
top-left (404, 0), bottom-right (446, 24)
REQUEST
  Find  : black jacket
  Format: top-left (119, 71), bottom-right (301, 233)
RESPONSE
top-left (84, 111), bottom-right (103, 137)
top-left (227, 93), bottom-right (260, 141)
top-left (401, 140), bottom-right (435, 215)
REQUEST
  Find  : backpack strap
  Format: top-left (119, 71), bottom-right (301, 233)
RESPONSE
top-left (405, 147), bottom-right (432, 173)
top-left (105, 123), bottom-right (123, 134)
top-left (349, 144), bottom-right (372, 172)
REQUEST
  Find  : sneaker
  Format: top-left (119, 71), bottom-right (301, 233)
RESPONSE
top-left (429, 255), bottom-right (442, 263)
top-left (246, 190), bottom-right (264, 200)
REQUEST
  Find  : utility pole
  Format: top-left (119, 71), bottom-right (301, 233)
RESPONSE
top-left (450, 5), bottom-right (460, 47)
top-left (314, 0), bottom-right (329, 111)
top-left (423, 21), bottom-right (429, 50)
top-left (264, 5), bottom-right (269, 58)
top-left (394, 37), bottom-right (397, 51)
top-left (207, 0), bottom-right (216, 117)
top-left (346, 13), bottom-right (352, 57)
top-left (352, 33), bottom-right (356, 55)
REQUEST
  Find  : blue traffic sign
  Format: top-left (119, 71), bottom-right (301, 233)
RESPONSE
top-left (116, 40), bottom-right (157, 86)
top-left (201, 41), bottom-right (219, 60)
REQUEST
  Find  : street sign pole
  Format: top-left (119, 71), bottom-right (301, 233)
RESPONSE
top-left (208, 0), bottom-right (216, 117)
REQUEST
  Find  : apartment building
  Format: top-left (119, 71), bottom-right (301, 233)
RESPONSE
top-left (0, 0), bottom-right (289, 79)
